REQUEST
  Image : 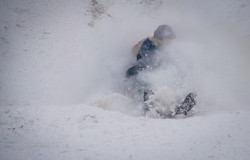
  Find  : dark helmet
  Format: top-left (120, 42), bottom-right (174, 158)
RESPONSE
top-left (153, 25), bottom-right (176, 40)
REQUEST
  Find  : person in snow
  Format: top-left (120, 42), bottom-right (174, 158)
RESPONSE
top-left (125, 25), bottom-right (196, 117)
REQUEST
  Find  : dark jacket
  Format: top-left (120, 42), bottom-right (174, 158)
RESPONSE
top-left (126, 38), bottom-right (160, 78)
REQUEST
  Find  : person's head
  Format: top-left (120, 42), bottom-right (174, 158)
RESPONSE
top-left (153, 25), bottom-right (176, 41)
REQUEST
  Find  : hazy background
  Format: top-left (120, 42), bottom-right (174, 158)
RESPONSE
top-left (0, 0), bottom-right (249, 113)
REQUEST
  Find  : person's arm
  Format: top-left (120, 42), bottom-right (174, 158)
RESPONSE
top-left (125, 65), bottom-right (140, 78)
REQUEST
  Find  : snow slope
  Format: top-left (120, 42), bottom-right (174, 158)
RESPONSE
top-left (1, 104), bottom-right (250, 160)
top-left (0, 0), bottom-right (250, 160)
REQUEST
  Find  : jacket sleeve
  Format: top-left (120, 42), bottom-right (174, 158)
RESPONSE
top-left (125, 65), bottom-right (140, 78)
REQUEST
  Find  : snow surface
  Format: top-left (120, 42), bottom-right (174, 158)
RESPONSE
top-left (1, 104), bottom-right (250, 160)
top-left (1, 0), bottom-right (250, 160)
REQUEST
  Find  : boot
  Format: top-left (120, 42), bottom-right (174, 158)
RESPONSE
top-left (143, 90), bottom-right (154, 114)
top-left (175, 92), bottom-right (196, 116)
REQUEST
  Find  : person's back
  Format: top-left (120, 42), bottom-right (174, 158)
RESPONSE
top-left (132, 25), bottom-right (175, 59)
top-left (125, 38), bottom-right (158, 78)
top-left (126, 25), bottom-right (175, 78)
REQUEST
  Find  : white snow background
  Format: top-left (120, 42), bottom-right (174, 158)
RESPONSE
top-left (0, 0), bottom-right (250, 159)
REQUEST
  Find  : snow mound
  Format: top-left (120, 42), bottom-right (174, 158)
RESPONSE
top-left (91, 92), bottom-right (143, 116)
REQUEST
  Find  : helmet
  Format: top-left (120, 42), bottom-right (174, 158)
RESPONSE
top-left (153, 25), bottom-right (176, 40)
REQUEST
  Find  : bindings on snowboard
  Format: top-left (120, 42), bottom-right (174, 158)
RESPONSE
top-left (175, 92), bottom-right (197, 116)
top-left (143, 91), bottom-right (197, 118)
